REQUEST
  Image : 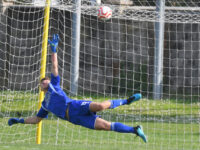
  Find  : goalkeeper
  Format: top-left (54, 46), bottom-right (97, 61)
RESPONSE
top-left (8, 34), bottom-right (147, 143)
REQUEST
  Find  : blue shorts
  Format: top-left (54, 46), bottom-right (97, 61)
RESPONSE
top-left (68, 100), bottom-right (98, 129)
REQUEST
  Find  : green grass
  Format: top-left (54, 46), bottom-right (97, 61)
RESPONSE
top-left (0, 91), bottom-right (199, 150)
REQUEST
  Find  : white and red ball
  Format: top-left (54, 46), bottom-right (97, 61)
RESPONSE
top-left (98, 6), bottom-right (112, 20)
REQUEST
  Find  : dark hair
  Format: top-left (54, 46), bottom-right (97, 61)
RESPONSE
top-left (40, 77), bottom-right (50, 83)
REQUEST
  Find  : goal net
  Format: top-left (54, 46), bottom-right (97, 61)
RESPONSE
top-left (0, 0), bottom-right (199, 149)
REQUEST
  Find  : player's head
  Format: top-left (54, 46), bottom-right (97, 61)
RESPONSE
top-left (40, 77), bottom-right (50, 92)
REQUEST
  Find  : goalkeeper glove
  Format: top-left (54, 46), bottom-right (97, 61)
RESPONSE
top-left (8, 118), bottom-right (24, 126)
top-left (48, 34), bottom-right (59, 53)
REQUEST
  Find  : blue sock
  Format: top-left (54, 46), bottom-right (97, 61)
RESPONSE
top-left (109, 99), bottom-right (127, 109)
top-left (110, 122), bottom-right (135, 133)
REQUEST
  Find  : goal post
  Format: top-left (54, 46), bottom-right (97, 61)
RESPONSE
top-left (37, 0), bottom-right (51, 144)
top-left (70, 0), bottom-right (81, 96)
top-left (153, 0), bottom-right (165, 100)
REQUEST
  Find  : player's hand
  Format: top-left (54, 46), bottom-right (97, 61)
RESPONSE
top-left (48, 34), bottom-right (59, 53)
top-left (8, 118), bottom-right (24, 126)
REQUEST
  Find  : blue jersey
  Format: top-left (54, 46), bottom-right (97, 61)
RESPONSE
top-left (37, 74), bottom-right (74, 120)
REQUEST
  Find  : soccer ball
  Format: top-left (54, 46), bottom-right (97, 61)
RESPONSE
top-left (98, 6), bottom-right (112, 20)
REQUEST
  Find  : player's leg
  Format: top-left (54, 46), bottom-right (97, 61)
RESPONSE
top-left (89, 93), bottom-right (142, 112)
top-left (94, 117), bottom-right (111, 130)
top-left (68, 100), bottom-right (147, 143)
top-left (95, 118), bottom-right (134, 133)
top-left (94, 117), bottom-right (147, 143)
top-left (89, 101), bottom-right (111, 112)
top-left (109, 93), bottom-right (142, 108)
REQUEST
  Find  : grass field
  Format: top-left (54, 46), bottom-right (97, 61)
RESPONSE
top-left (0, 92), bottom-right (199, 150)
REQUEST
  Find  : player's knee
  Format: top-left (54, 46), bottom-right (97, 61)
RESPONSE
top-left (96, 103), bottom-right (105, 111)
top-left (95, 122), bottom-right (110, 130)
top-left (90, 102), bottom-right (107, 112)
top-left (100, 124), bottom-right (110, 130)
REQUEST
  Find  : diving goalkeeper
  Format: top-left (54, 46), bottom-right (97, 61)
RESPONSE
top-left (8, 34), bottom-right (147, 143)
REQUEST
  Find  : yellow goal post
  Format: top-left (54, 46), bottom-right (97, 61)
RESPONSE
top-left (36, 0), bottom-right (51, 145)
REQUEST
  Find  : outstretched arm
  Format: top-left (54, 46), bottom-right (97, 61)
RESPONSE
top-left (51, 52), bottom-right (58, 77)
top-left (8, 116), bottom-right (43, 126)
top-left (48, 34), bottom-right (59, 77)
top-left (25, 116), bottom-right (43, 124)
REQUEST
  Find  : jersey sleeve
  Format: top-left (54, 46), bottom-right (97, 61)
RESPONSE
top-left (51, 73), bottom-right (60, 86)
top-left (36, 106), bottom-right (48, 118)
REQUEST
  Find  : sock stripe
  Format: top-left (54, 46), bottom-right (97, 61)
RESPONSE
top-left (109, 100), bottom-right (113, 109)
top-left (110, 122), bottom-right (115, 131)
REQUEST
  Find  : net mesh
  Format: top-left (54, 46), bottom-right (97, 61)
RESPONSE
top-left (0, 0), bottom-right (199, 149)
